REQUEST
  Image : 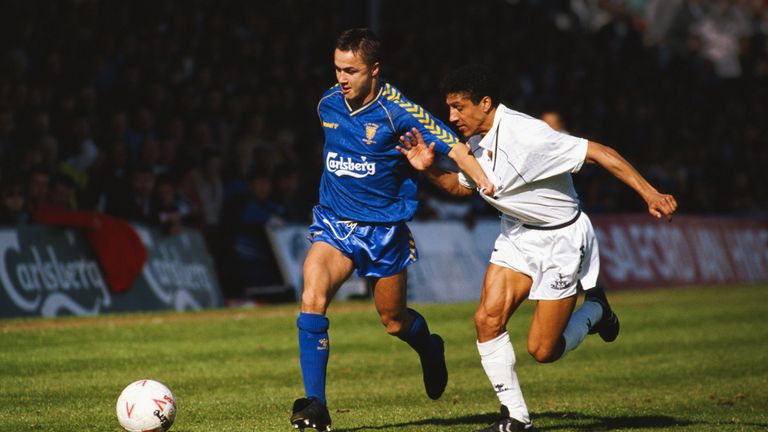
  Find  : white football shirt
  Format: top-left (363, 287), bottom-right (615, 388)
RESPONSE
top-left (458, 104), bottom-right (587, 226)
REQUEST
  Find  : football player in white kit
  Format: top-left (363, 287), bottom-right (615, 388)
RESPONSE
top-left (398, 64), bottom-right (677, 431)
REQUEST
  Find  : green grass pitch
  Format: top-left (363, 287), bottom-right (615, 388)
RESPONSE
top-left (1, 284), bottom-right (766, 431)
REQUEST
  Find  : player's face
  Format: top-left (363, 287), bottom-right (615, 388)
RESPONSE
top-left (445, 92), bottom-right (493, 137)
top-left (334, 49), bottom-right (380, 106)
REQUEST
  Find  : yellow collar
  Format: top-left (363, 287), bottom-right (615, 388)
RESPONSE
top-left (345, 85), bottom-right (384, 116)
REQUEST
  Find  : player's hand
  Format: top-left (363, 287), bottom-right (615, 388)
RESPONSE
top-left (646, 191), bottom-right (677, 221)
top-left (397, 128), bottom-right (435, 171)
top-left (476, 180), bottom-right (496, 197)
top-left (472, 164), bottom-right (497, 197)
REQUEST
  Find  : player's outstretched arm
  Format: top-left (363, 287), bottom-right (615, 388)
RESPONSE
top-left (398, 128), bottom-right (474, 198)
top-left (397, 128), bottom-right (496, 197)
top-left (585, 141), bottom-right (678, 220)
top-left (426, 167), bottom-right (475, 198)
top-left (448, 141), bottom-right (496, 197)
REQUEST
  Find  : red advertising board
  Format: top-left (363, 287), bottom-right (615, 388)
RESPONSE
top-left (591, 215), bottom-right (768, 289)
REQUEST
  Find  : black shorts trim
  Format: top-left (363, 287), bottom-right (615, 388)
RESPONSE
top-left (522, 209), bottom-right (581, 231)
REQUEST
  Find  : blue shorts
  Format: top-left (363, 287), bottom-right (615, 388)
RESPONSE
top-left (308, 205), bottom-right (418, 278)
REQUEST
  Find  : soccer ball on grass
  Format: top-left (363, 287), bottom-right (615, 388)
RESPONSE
top-left (116, 379), bottom-right (176, 432)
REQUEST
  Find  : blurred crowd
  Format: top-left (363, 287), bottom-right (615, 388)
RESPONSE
top-left (1, 0), bottom-right (766, 296)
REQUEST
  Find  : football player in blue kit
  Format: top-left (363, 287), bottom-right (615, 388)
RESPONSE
top-left (290, 29), bottom-right (496, 431)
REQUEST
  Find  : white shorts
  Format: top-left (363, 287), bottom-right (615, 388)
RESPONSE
top-left (489, 212), bottom-right (600, 300)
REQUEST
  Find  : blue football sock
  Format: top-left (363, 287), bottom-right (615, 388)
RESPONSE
top-left (297, 312), bottom-right (330, 405)
top-left (398, 308), bottom-right (434, 357)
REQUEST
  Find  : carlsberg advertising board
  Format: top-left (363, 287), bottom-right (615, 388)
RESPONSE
top-left (0, 225), bottom-right (223, 318)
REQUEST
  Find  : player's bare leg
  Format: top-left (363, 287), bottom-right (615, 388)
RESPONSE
top-left (527, 283), bottom-right (618, 367)
top-left (526, 296), bottom-right (578, 363)
top-left (474, 264), bottom-right (534, 430)
top-left (474, 264), bottom-right (531, 342)
top-left (371, 270), bottom-right (413, 335)
top-left (292, 242), bottom-right (354, 431)
top-left (372, 270), bottom-right (448, 400)
top-left (301, 242), bottom-right (355, 314)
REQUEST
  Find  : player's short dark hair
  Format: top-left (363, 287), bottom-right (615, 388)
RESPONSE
top-left (335, 28), bottom-right (381, 66)
top-left (440, 64), bottom-right (500, 107)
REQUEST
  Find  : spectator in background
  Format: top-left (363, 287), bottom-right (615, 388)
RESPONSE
top-left (272, 163), bottom-right (308, 223)
top-left (16, 145), bottom-right (44, 174)
top-left (0, 110), bottom-right (16, 167)
top-left (138, 138), bottom-right (163, 175)
top-left (692, 1), bottom-right (752, 78)
top-left (196, 148), bottom-right (224, 228)
top-left (153, 174), bottom-right (184, 235)
top-left (242, 169), bottom-right (284, 229)
top-left (189, 119), bottom-right (217, 163)
top-left (31, 112), bottom-right (59, 171)
top-left (571, 0), bottom-right (615, 32)
top-left (43, 173), bottom-right (78, 211)
top-left (219, 168), bottom-right (284, 299)
top-left (162, 116), bottom-right (187, 159)
top-left (24, 165), bottom-right (51, 215)
top-left (194, 149), bottom-right (226, 295)
top-left (84, 140), bottom-right (130, 211)
top-left (226, 139), bottom-right (256, 197)
top-left (273, 128), bottom-right (299, 169)
top-left (39, 136), bottom-right (59, 173)
top-left (108, 113), bottom-right (133, 150)
top-left (174, 159), bottom-right (204, 227)
top-left (237, 115), bottom-right (270, 162)
top-left (60, 116), bottom-right (98, 186)
top-left (157, 137), bottom-right (178, 176)
top-left (0, 178), bottom-right (29, 225)
top-left (107, 164), bottom-right (156, 224)
top-left (126, 108), bottom-right (157, 163)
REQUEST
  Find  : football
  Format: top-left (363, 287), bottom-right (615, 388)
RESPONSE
top-left (116, 379), bottom-right (177, 432)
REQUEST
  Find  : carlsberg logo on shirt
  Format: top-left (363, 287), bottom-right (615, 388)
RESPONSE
top-left (326, 152), bottom-right (376, 178)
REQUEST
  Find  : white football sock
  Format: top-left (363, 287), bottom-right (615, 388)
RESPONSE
top-left (562, 300), bottom-right (603, 354)
top-left (477, 332), bottom-right (530, 424)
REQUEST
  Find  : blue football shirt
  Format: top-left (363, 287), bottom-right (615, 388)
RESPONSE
top-left (317, 82), bottom-right (460, 223)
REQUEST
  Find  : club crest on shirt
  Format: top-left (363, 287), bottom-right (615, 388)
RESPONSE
top-left (362, 122), bottom-right (380, 145)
